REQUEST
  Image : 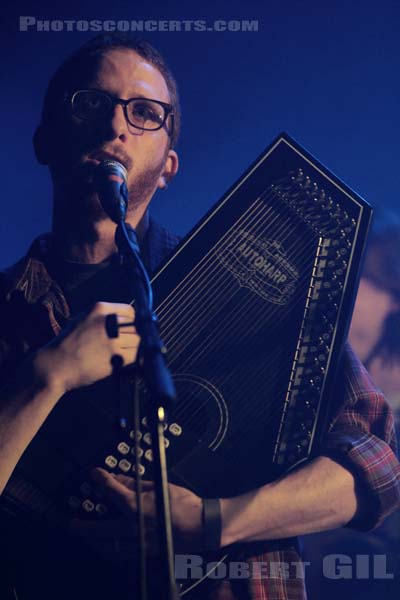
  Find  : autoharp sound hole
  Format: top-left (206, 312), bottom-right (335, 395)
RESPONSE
top-left (170, 375), bottom-right (227, 449)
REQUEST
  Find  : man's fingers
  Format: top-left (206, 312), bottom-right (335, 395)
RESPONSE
top-left (114, 310), bottom-right (135, 329)
top-left (91, 302), bottom-right (135, 325)
top-left (138, 480), bottom-right (155, 491)
top-left (108, 313), bottom-right (138, 346)
top-left (95, 301), bottom-right (134, 316)
top-left (119, 327), bottom-right (137, 335)
top-left (94, 470), bottom-right (155, 489)
top-left (90, 468), bottom-right (137, 510)
top-left (112, 475), bottom-right (155, 492)
top-left (119, 339), bottom-right (140, 350)
top-left (90, 469), bottom-right (156, 513)
top-left (91, 467), bottom-right (129, 490)
top-left (91, 468), bottom-right (152, 490)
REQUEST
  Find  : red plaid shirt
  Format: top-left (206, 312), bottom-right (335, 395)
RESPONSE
top-left (183, 342), bottom-right (400, 600)
top-left (1, 228), bottom-right (399, 600)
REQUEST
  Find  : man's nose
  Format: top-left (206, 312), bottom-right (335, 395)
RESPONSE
top-left (105, 103), bottom-right (129, 141)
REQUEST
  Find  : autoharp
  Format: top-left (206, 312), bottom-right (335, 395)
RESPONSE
top-left (4, 133), bottom-right (372, 521)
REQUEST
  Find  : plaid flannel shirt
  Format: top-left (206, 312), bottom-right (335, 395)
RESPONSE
top-left (1, 222), bottom-right (399, 600)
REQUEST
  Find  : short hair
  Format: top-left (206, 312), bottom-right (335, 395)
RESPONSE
top-left (41, 33), bottom-right (181, 148)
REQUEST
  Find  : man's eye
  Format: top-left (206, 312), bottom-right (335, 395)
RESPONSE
top-left (85, 97), bottom-right (103, 109)
top-left (130, 103), bottom-right (162, 124)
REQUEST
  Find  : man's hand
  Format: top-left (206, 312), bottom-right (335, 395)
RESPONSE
top-left (70, 468), bottom-right (203, 557)
top-left (35, 301), bottom-right (139, 395)
top-left (0, 301), bottom-right (139, 493)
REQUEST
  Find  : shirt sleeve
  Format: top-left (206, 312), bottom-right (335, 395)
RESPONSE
top-left (319, 342), bottom-right (400, 531)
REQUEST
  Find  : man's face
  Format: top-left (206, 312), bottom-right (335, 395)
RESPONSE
top-left (45, 48), bottom-right (178, 216)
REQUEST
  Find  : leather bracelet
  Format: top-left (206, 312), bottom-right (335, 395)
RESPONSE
top-left (202, 498), bottom-right (221, 552)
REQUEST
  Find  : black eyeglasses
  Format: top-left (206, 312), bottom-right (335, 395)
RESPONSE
top-left (66, 89), bottom-right (174, 135)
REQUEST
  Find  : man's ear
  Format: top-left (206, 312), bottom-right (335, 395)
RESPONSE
top-left (33, 124), bottom-right (53, 165)
top-left (157, 149), bottom-right (179, 190)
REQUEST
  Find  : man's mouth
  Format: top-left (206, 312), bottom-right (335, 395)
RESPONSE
top-left (88, 150), bottom-right (131, 171)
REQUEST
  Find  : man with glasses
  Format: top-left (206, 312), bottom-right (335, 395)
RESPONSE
top-left (70, 89), bottom-right (174, 132)
top-left (0, 33), bottom-right (399, 600)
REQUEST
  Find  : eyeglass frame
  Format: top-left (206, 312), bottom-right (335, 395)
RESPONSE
top-left (64, 88), bottom-right (175, 137)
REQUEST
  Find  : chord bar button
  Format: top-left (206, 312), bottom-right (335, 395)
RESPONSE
top-left (95, 503), bottom-right (108, 515)
top-left (117, 442), bottom-right (130, 455)
top-left (132, 464), bottom-right (145, 475)
top-left (105, 455), bottom-right (118, 469)
top-left (82, 499), bottom-right (95, 512)
top-left (118, 459), bottom-right (132, 473)
top-left (169, 423), bottom-right (182, 436)
top-left (131, 447), bottom-right (144, 457)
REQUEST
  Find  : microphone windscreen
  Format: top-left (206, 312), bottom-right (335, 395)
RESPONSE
top-left (96, 159), bottom-right (128, 223)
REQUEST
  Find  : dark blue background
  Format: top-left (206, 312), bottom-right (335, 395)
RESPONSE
top-left (1, 0), bottom-right (399, 268)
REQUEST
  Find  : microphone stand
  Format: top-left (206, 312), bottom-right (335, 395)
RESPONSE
top-left (115, 219), bottom-right (179, 600)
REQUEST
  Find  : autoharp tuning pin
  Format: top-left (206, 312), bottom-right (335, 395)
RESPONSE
top-left (336, 247), bottom-right (349, 258)
top-left (329, 288), bottom-right (340, 298)
top-left (294, 169), bottom-right (304, 184)
top-left (312, 185), bottom-right (323, 205)
top-left (334, 202), bottom-right (343, 217)
top-left (326, 197), bottom-right (334, 208)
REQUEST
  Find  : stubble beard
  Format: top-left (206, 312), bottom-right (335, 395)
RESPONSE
top-left (56, 153), bottom-right (167, 224)
top-left (125, 154), bottom-right (167, 216)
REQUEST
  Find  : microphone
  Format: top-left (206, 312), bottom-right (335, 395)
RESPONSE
top-left (96, 159), bottom-right (128, 223)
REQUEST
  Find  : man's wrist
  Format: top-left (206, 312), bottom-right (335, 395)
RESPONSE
top-left (202, 498), bottom-right (222, 551)
top-left (220, 492), bottom-right (261, 547)
top-left (220, 497), bottom-right (239, 547)
top-left (32, 346), bottom-right (67, 399)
